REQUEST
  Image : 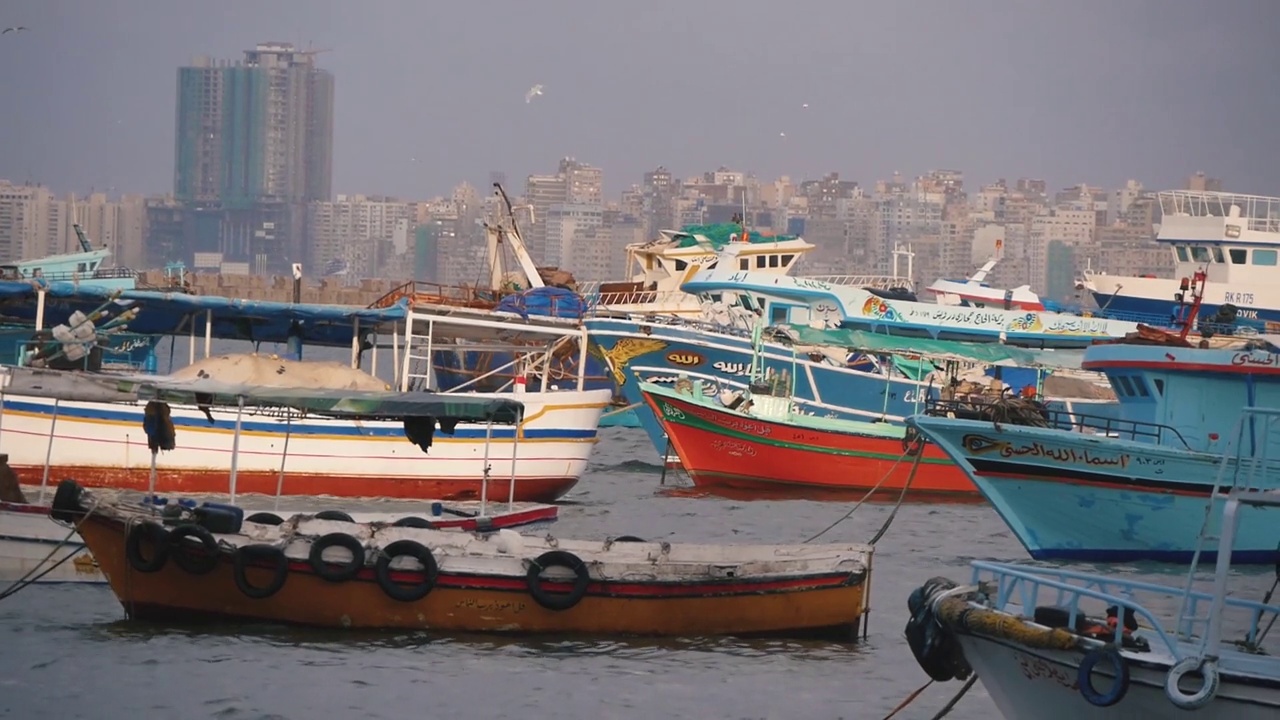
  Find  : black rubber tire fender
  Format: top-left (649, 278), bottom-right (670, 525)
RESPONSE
top-left (374, 540), bottom-right (439, 602)
top-left (392, 516), bottom-right (433, 529)
top-left (245, 512), bottom-right (284, 526)
top-left (526, 550), bottom-right (590, 611)
top-left (314, 510), bottom-right (354, 522)
top-left (168, 523), bottom-right (220, 575)
top-left (50, 479), bottom-right (84, 523)
top-left (125, 521), bottom-right (170, 573)
top-left (614, 536), bottom-right (645, 543)
top-left (308, 533), bottom-right (366, 582)
top-left (232, 544), bottom-right (289, 600)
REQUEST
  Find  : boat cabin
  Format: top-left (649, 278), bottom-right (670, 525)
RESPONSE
top-left (1157, 190), bottom-right (1280, 292)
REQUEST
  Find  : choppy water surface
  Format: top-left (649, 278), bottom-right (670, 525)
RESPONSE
top-left (3, 428), bottom-right (1277, 719)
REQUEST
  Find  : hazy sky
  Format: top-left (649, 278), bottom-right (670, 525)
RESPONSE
top-left (2, 0), bottom-right (1278, 200)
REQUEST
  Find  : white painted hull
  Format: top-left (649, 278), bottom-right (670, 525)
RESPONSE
top-left (0, 388), bottom-right (612, 502)
top-left (0, 503), bottom-right (100, 583)
top-left (957, 634), bottom-right (1280, 718)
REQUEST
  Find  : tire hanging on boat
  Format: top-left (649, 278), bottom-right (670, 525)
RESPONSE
top-left (1077, 645), bottom-right (1129, 707)
top-left (392, 516), bottom-right (433, 529)
top-left (525, 550), bottom-right (590, 611)
top-left (1164, 657), bottom-right (1220, 710)
top-left (314, 510), bottom-right (354, 523)
top-left (50, 479), bottom-right (84, 523)
top-left (374, 540), bottom-right (439, 602)
top-left (168, 523), bottom-right (221, 575)
top-left (125, 521), bottom-right (170, 573)
top-left (308, 533), bottom-right (366, 582)
top-left (232, 544), bottom-right (289, 599)
top-left (245, 512), bottom-right (284, 526)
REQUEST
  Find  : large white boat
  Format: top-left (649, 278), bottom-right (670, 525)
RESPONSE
top-left (1079, 190), bottom-right (1280, 333)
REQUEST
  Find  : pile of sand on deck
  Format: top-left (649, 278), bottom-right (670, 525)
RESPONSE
top-left (169, 353), bottom-right (390, 391)
top-left (1043, 373), bottom-right (1116, 400)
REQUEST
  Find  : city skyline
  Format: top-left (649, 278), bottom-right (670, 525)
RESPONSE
top-left (2, 0), bottom-right (1279, 201)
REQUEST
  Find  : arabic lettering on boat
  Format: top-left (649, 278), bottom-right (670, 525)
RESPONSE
top-left (960, 434), bottom-right (1131, 469)
top-left (1015, 652), bottom-right (1077, 690)
top-left (1231, 352), bottom-right (1278, 367)
top-left (710, 438), bottom-right (757, 457)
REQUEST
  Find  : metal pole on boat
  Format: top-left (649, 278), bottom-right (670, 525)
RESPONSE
top-left (273, 412), bottom-right (292, 512)
top-left (507, 412), bottom-right (521, 511)
top-left (35, 289), bottom-right (46, 331)
top-left (479, 419), bottom-right (493, 518)
top-left (37, 399), bottom-right (59, 504)
top-left (204, 309), bottom-right (212, 359)
top-left (575, 328), bottom-right (588, 392)
top-left (146, 449), bottom-right (158, 510)
top-left (350, 318), bottom-right (360, 369)
top-left (228, 395), bottom-right (246, 505)
top-left (188, 315), bottom-right (196, 365)
top-left (391, 325), bottom-right (401, 390)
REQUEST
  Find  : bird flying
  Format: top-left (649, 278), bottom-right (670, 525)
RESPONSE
top-left (1, 26), bottom-right (27, 34)
top-left (525, 84), bottom-right (544, 103)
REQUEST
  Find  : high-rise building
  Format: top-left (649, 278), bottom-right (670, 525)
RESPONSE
top-left (162, 43), bottom-right (335, 273)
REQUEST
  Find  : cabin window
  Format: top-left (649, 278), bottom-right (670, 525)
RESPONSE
top-left (1212, 247), bottom-right (1225, 264)
top-left (1229, 248), bottom-right (1248, 264)
top-left (1255, 249), bottom-right (1278, 266)
top-left (1190, 246), bottom-right (1210, 263)
top-left (770, 306), bottom-right (788, 324)
top-left (1175, 246), bottom-right (1189, 262)
top-left (782, 254), bottom-right (795, 266)
top-left (706, 261), bottom-right (717, 269)
top-left (674, 260), bottom-right (688, 271)
top-left (1153, 379), bottom-right (1164, 396)
top-left (77, 262), bottom-right (88, 273)
top-left (1115, 376), bottom-right (1135, 396)
top-left (1131, 376), bottom-right (1150, 397)
top-left (768, 255), bottom-right (780, 268)
top-left (739, 259), bottom-right (749, 270)
top-left (756, 256), bottom-right (767, 269)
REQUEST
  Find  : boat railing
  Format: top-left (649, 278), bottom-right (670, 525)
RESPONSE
top-left (923, 395), bottom-right (1193, 447)
top-left (967, 560), bottom-right (1279, 660)
top-left (583, 288), bottom-right (702, 313)
top-left (806, 274), bottom-right (914, 291)
top-left (367, 281), bottom-right (510, 310)
top-left (9, 266), bottom-right (139, 285)
top-left (1158, 190), bottom-right (1280, 233)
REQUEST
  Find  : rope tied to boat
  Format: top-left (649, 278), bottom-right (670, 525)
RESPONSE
top-left (804, 443), bottom-right (924, 545)
top-left (0, 499), bottom-right (100, 601)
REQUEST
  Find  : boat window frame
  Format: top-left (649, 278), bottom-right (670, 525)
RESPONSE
top-left (1212, 246), bottom-right (1225, 264)
top-left (1175, 246), bottom-right (1190, 262)
top-left (1229, 248), bottom-right (1248, 264)
top-left (1254, 249), bottom-right (1278, 267)
top-left (1190, 246), bottom-right (1211, 263)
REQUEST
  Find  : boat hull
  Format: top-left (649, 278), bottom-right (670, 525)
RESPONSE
top-left (956, 633), bottom-right (1280, 719)
top-left (908, 415), bottom-right (1280, 562)
top-left (644, 390), bottom-right (974, 497)
top-left (0, 389), bottom-right (611, 503)
top-left (75, 514), bottom-right (869, 638)
top-left (0, 501), bottom-right (99, 583)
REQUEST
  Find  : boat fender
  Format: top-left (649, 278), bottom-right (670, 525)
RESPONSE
top-left (245, 512), bottom-right (285, 526)
top-left (142, 401), bottom-right (176, 452)
top-left (168, 523), bottom-right (221, 575)
top-left (314, 510), bottom-right (354, 523)
top-left (374, 540), bottom-right (439, 602)
top-left (1164, 656), bottom-right (1220, 710)
top-left (308, 533), bottom-right (366, 582)
top-left (902, 426), bottom-right (925, 457)
top-left (1077, 645), bottom-right (1129, 707)
top-left (125, 521), bottom-right (170, 573)
top-left (50, 479), bottom-right (84, 523)
top-left (232, 544), bottom-right (289, 599)
top-left (526, 550), bottom-right (591, 611)
top-left (614, 536), bottom-right (645, 543)
top-left (904, 577), bottom-right (973, 682)
top-left (392, 516), bottom-right (434, 529)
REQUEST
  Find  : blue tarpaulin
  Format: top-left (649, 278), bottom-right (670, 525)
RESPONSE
top-left (495, 287), bottom-right (586, 320)
top-left (0, 281), bottom-right (407, 347)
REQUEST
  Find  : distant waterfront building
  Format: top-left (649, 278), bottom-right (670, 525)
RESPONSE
top-left (156, 42), bottom-right (335, 274)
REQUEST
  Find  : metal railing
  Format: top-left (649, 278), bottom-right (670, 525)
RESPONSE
top-left (923, 395), bottom-right (1193, 448)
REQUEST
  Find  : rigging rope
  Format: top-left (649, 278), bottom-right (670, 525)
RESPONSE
top-left (0, 503), bottom-right (97, 601)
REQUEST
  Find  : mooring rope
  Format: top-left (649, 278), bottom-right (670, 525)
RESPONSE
top-left (0, 502), bottom-right (98, 601)
top-left (805, 441), bottom-right (924, 545)
top-left (880, 673), bottom-right (976, 720)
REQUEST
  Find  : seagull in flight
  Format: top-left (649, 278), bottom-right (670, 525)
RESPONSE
top-left (1, 26), bottom-right (27, 35)
top-left (525, 84), bottom-right (544, 103)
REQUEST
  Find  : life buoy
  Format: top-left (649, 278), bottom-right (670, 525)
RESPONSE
top-left (314, 510), bottom-right (354, 523)
top-left (392, 516), bottom-right (433, 529)
top-left (168, 523), bottom-right (220, 575)
top-left (232, 544), bottom-right (289, 599)
top-left (125, 521), bottom-right (170, 573)
top-left (1165, 657), bottom-right (1220, 710)
top-left (308, 533), bottom-right (366, 582)
top-left (1077, 645), bottom-right (1129, 707)
top-left (526, 550), bottom-right (590, 611)
top-left (245, 512), bottom-right (284, 526)
top-left (374, 540), bottom-right (439, 602)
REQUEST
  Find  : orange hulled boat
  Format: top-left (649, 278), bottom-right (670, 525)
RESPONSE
top-left (51, 479), bottom-right (873, 639)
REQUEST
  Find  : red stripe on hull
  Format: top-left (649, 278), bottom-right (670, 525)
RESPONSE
top-left (13, 465), bottom-right (577, 503)
top-left (649, 397), bottom-right (976, 496)
top-left (974, 470), bottom-right (1213, 498)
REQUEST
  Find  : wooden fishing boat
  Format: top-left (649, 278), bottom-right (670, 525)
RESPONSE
top-left (639, 377), bottom-right (976, 499)
top-left (54, 482), bottom-right (871, 637)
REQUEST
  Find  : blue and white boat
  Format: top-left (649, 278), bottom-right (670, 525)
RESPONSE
top-left (0, 223), bottom-right (136, 291)
top-left (1080, 190), bottom-right (1280, 334)
top-left (908, 336), bottom-right (1280, 563)
top-left (682, 244), bottom-right (1144, 349)
top-left (585, 315), bottom-right (1113, 466)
